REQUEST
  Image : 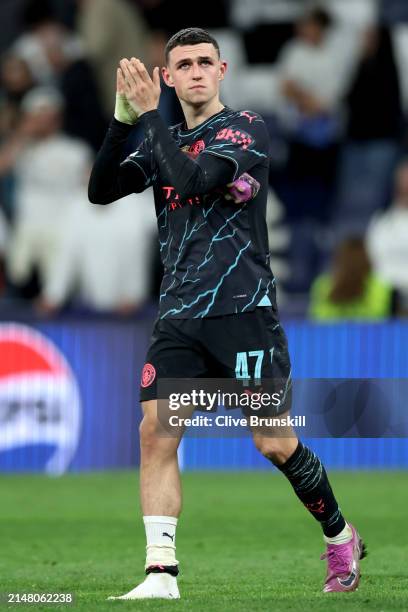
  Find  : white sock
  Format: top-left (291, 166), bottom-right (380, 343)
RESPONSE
top-left (143, 515), bottom-right (178, 569)
top-left (324, 522), bottom-right (353, 545)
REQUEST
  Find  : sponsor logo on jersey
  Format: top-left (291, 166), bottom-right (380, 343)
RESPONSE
top-left (0, 324), bottom-right (81, 475)
top-left (214, 127), bottom-right (253, 149)
top-left (161, 186), bottom-right (202, 211)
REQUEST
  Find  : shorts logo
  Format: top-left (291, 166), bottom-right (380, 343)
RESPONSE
top-left (141, 363), bottom-right (156, 388)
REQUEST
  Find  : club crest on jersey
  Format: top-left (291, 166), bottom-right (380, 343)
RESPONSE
top-left (215, 128), bottom-right (253, 150)
top-left (141, 363), bottom-right (156, 388)
top-left (181, 139), bottom-right (206, 159)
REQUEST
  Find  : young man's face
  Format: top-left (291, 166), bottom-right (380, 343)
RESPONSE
top-left (162, 42), bottom-right (226, 106)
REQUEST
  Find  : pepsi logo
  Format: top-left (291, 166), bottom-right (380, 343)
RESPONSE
top-left (0, 324), bottom-right (81, 475)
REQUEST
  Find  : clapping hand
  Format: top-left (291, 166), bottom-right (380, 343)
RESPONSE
top-left (118, 58), bottom-right (161, 118)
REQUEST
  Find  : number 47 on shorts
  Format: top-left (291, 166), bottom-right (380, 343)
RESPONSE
top-left (235, 348), bottom-right (274, 380)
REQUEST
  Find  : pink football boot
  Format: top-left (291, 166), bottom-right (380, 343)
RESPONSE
top-left (321, 524), bottom-right (367, 592)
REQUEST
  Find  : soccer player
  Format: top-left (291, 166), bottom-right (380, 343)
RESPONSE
top-left (88, 28), bottom-right (366, 600)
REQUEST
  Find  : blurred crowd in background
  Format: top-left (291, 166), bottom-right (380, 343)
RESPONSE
top-left (1, 0), bottom-right (408, 320)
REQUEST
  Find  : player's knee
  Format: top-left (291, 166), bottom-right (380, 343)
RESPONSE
top-left (253, 436), bottom-right (291, 465)
top-left (139, 415), bottom-right (179, 459)
top-left (139, 416), bottom-right (158, 453)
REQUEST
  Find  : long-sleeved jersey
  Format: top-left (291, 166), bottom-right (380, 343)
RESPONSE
top-left (89, 106), bottom-right (276, 318)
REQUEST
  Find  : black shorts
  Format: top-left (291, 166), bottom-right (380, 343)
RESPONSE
top-left (140, 307), bottom-right (292, 415)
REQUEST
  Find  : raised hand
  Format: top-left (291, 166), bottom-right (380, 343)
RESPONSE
top-left (119, 58), bottom-right (161, 116)
top-left (114, 67), bottom-right (140, 125)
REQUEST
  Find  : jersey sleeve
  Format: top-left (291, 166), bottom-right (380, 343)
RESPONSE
top-left (201, 111), bottom-right (270, 179)
top-left (120, 138), bottom-right (155, 190)
top-left (88, 119), bottom-right (154, 204)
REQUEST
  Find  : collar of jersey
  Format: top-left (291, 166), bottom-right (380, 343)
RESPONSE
top-left (177, 106), bottom-right (231, 138)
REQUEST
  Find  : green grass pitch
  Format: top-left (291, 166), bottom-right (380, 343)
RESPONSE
top-left (1, 471), bottom-right (407, 611)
